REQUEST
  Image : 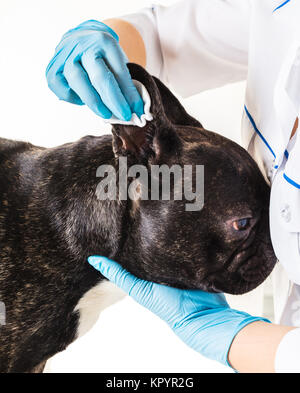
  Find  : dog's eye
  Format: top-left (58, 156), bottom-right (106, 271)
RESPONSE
top-left (232, 218), bottom-right (251, 231)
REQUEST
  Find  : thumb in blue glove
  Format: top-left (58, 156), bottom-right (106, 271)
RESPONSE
top-left (88, 256), bottom-right (270, 367)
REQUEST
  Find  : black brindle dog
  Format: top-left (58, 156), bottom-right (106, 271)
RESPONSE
top-left (0, 64), bottom-right (276, 372)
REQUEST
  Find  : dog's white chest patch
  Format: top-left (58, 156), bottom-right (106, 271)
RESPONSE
top-left (74, 280), bottom-right (125, 338)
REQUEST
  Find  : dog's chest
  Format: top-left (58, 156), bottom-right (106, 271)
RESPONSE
top-left (74, 280), bottom-right (125, 338)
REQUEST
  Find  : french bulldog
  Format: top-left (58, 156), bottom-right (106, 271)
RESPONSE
top-left (0, 63), bottom-right (276, 373)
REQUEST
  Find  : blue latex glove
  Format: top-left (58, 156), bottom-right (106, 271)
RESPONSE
top-left (88, 256), bottom-right (270, 368)
top-left (46, 20), bottom-right (144, 120)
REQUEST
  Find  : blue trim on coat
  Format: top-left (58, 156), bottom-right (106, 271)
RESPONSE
top-left (244, 106), bottom-right (277, 159)
top-left (283, 173), bottom-right (300, 189)
top-left (273, 0), bottom-right (291, 12)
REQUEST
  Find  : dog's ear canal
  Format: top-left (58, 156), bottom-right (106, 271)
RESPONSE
top-left (112, 63), bottom-right (201, 164)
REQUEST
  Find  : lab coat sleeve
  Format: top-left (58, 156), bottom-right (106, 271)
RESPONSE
top-left (275, 328), bottom-right (300, 373)
top-left (269, 129), bottom-right (300, 284)
top-left (120, 0), bottom-right (251, 97)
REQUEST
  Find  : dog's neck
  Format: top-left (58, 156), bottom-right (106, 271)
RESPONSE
top-left (45, 136), bottom-right (132, 263)
top-left (4, 135), bottom-right (131, 267)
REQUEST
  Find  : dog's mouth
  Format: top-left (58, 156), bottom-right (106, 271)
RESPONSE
top-left (135, 243), bottom-right (276, 294)
top-left (134, 240), bottom-right (276, 295)
top-left (208, 225), bottom-right (277, 294)
top-left (161, 222), bottom-right (276, 295)
top-left (208, 257), bottom-right (276, 295)
top-left (126, 210), bottom-right (276, 295)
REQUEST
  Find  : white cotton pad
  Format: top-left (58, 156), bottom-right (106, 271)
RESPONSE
top-left (103, 80), bottom-right (153, 128)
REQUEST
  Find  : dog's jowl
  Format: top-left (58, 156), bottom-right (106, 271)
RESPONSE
top-left (0, 63), bottom-right (276, 373)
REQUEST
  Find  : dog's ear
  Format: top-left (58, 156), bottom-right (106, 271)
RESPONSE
top-left (151, 75), bottom-right (202, 128)
top-left (112, 63), bottom-right (201, 164)
top-left (112, 63), bottom-right (180, 164)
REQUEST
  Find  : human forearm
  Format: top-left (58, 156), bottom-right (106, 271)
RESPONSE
top-left (104, 18), bottom-right (146, 67)
top-left (88, 257), bottom-right (273, 369)
top-left (228, 321), bottom-right (296, 373)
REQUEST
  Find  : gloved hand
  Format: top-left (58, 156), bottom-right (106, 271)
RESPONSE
top-left (88, 256), bottom-right (270, 368)
top-left (46, 20), bottom-right (144, 120)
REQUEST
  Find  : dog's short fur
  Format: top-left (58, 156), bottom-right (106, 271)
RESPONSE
top-left (0, 64), bottom-right (276, 372)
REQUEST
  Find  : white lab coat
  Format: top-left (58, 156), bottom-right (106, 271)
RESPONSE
top-left (121, 0), bottom-right (300, 369)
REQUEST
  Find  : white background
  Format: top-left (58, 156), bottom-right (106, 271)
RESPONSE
top-left (0, 0), bottom-right (267, 373)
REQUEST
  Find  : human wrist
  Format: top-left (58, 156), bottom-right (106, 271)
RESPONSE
top-left (171, 306), bottom-right (270, 368)
top-left (119, 8), bottom-right (163, 77)
top-left (227, 321), bottom-right (297, 373)
top-left (103, 18), bottom-right (146, 67)
top-left (226, 318), bottom-right (271, 369)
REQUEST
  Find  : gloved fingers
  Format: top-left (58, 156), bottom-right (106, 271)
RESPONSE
top-left (63, 57), bottom-right (112, 119)
top-left (88, 256), bottom-right (153, 302)
top-left (81, 49), bottom-right (132, 121)
top-left (46, 20), bottom-right (141, 119)
top-left (48, 71), bottom-right (84, 105)
top-left (101, 41), bottom-right (145, 117)
top-left (46, 48), bottom-right (84, 105)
